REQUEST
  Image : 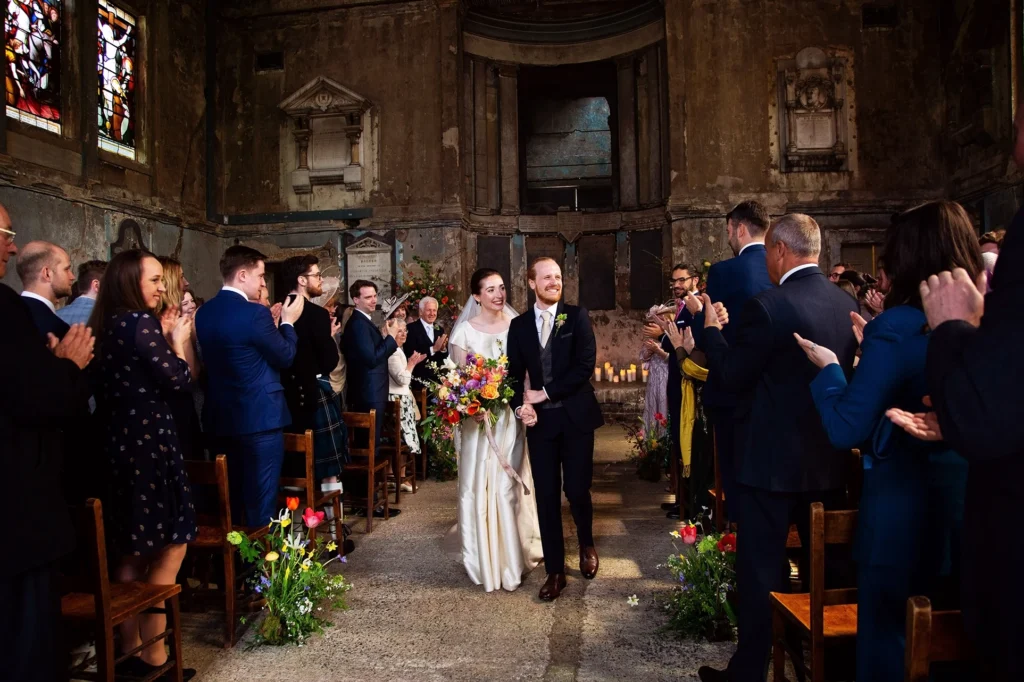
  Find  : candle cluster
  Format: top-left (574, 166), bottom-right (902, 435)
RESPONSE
top-left (594, 362), bottom-right (648, 384)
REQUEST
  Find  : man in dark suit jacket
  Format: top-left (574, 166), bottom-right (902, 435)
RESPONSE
top-left (341, 279), bottom-right (399, 513)
top-left (1, 207), bottom-right (96, 681)
top-left (403, 295), bottom-right (449, 385)
top-left (697, 214), bottom-right (858, 682)
top-left (16, 240), bottom-right (75, 341)
top-left (196, 246), bottom-right (303, 526)
top-left (280, 255), bottom-right (339, 434)
top-left (691, 201), bottom-right (775, 516)
top-left (508, 257), bottom-right (604, 602)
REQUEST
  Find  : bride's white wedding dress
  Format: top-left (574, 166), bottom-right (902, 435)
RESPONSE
top-left (445, 321), bottom-right (543, 592)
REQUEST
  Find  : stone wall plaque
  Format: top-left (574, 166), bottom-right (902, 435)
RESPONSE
top-left (344, 233), bottom-right (394, 299)
top-left (777, 47), bottom-right (850, 172)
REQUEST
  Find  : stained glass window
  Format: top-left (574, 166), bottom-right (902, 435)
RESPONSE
top-left (5, 1), bottom-right (62, 134)
top-left (97, 1), bottom-right (136, 159)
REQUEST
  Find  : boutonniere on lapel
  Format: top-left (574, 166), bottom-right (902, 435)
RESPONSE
top-left (434, 323), bottom-right (443, 334)
top-left (553, 313), bottom-right (568, 336)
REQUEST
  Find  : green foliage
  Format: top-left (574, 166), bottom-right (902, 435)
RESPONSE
top-left (663, 516), bottom-right (738, 641)
top-left (399, 255), bottom-right (461, 320)
top-left (228, 510), bottom-right (352, 646)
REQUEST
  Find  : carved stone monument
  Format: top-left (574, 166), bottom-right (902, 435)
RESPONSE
top-left (343, 232), bottom-right (395, 299)
top-left (777, 47), bottom-right (850, 173)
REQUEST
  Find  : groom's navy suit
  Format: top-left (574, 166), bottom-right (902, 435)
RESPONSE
top-left (196, 288), bottom-right (298, 525)
top-left (508, 301), bottom-right (603, 574)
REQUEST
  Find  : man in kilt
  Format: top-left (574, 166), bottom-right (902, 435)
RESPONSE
top-left (280, 255), bottom-right (349, 535)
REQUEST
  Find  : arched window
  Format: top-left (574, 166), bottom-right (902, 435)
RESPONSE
top-left (97, 1), bottom-right (138, 159)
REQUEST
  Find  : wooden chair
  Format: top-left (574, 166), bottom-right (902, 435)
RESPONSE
top-left (904, 596), bottom-right (974, 682)
top-left (62, 499), bottom-right (185, 682)
top-left (414, 387), bottom-right (429, 480)
top-left (280, 429), bottom-right (344, 542)
top-left (379, 397), bottom-right (417, 504)
top-left (770, 502), bottom-right (859, 682)
top-left (184, 455), bottom-right (268, 648)
top-left (342, 409), bottom-right (390, 533)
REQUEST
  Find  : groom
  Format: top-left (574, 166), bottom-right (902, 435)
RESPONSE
top-left (508, 257), bottom-right (604, 601)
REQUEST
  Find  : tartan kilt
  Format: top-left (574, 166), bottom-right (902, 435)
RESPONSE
top-left (312, 377), bottom-right (349, 480)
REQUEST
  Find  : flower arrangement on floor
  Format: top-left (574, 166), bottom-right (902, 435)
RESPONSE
top-left (420, 412), bottom-right (458, 481)
top-left (399, 255), bottom-right (461, 320)
top-left (664, 513), bottom-right (737, 641)
top-left (229, 497), bottom-right (352, 646)
top-left (623, 414), bottom-right (671, 482)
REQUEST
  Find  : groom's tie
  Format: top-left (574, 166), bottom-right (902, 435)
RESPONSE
top-left (540, 310), bottom-right (552, 347)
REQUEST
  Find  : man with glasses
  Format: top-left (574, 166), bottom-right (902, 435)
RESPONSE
top-left (279, 255), bottom-right (348, 527)
top-left (828, 262), bottom-right (850, 282)
top-left (650, 264), bottom-right (702, 519)
top-left (16, 240), bottom-right (75, 340)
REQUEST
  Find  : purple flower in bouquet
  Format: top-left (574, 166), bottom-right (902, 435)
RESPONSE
top-left (466, 353), bottom-right (476, 365)
top-left (465, 379), bottom-right (480, 391)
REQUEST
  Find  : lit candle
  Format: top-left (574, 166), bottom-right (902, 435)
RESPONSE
top-left (613, 375), bottom-right (620, 383)
top-left (642, 368), bottom-right (649, 382)
top-left (605, 367), bottom-right (614, 381)
top-left (619, 369), bottom-right (626, 381)
top-left (630, 363), bottom-right (637, 371)
top-left (594, 367), bottom-right (602, 381)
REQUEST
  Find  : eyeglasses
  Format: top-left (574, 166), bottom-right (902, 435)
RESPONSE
top-left (669, 276), bottom-right (696, 285)
top-left (302, 271), bottom-right (323, 280)
top-left (0, 227), bottom-right (15, 242)
top-left (828, 272), bottom-right (841, 280)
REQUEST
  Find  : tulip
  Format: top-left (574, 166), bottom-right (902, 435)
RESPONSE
top-left (286, 496), bottom-right (300, 511)
top-left (302, 508), bottom-right (326, 529)
top-left (466, 401), bottom-right (481, 416)
top-left (717, 532), bottom-right (737, 553)
top-left (681, 524), bottom-right (698, 545)
top-left (265, 551), bottom-right (280, 562)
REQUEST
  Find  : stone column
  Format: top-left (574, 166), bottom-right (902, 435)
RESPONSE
top-left (485, 66), bottom-right (501, 213)
top-left (80, 0), bottom-right (101, 177)
top-left (473, 59), bottom-right (489, 211)
top-left (438, 0), bottom-right (461, 206)
top-left (498, 64), bottom-right (520, 215)
top-left (617, 55), bottom-right (638, 210)
top-left (646, 45), bottom-right (664, 204)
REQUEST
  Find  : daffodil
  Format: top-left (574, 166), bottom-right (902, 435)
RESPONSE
top-left (327, 541), bottom-right (338, 553)
top-left (265, 551), bottom-right (280, 563)
top-left (670, 530), bottom-right (681, 539)
top-left (280, 517), bottom-right (292, 528)
top-left (297, 546), bottom-right (306, 558)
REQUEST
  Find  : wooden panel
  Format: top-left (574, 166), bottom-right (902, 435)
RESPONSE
top-left (499, 66), bottom-right (520, 214)
top-left (525, 235), bottom-right (566, 308)
top-left (578, 234), bottom-right (615, 311)
top-left (476, 235), bottom-right (514, 307)
top-left (629, 228), bottom-right (663, 309)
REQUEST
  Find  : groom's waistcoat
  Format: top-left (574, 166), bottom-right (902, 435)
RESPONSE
top-left (539, 336), bottom-right (562, 409)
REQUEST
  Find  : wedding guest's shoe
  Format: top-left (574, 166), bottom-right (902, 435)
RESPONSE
top-left (661, 502), bottom-right (678, 511)
top-left (539, 573), bottom-right (567, 601)
top-left (666, 507), bottom-right (682, 520)
top-left (580, 546), bottom-right (599, 579)
top-left (697, 665), bottom-right (729, 682)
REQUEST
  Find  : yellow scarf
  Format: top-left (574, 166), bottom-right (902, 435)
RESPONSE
top-left (678, 357), bottom-right (709, 477)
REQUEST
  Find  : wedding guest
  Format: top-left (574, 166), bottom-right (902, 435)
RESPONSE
top-left (1, 207), bottom-right (95, 682)
top-left (88, 250), bottom-right (197, 680)
top-left (828, 262), bottom-right (850, 282)
top-left (17, 240), bottom-right (75, 340)
top-left (691, 202), bottom-right (774, 516)
top-left (697, 214), bottom-right (858, 682)
top-left (279, 255), bottom-right (347, 496)
top-left (798, 201), bottom-right (978, 682)
top-left (640, 304), bottom-right (671, 428)
top-left (196, 246), bottom-right (303, 525)
top-left (180, 290), bottom-right (198, 318)
top-left (341, 279), bottom-right (401, 518)
top-left (403, 295), bottom-right (449, 385)
top-left (57, 259), bottom-right (106, 326)
top-left (329, 304), bottom-right (354, 403)
top-left (979, 230), bottom-right (1003, 281)
top-left (888, 103), bottom-right (1024, 682)
top-left (156, 256), bottom-right (201, 460)
top-left (387, 318), bottom-right (426, 492)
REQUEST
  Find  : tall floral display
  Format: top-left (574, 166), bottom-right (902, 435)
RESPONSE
top-left (399, 255), bottom-right (461, 321)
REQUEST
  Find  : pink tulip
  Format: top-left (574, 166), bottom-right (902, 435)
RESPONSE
top-left (681, 524), bottom-right (698, 545)
top-left (303, 508), bottom-right (325, 529)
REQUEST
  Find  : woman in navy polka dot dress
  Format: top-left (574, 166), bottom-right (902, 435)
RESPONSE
top-left (89, 249), bottom-right (198, 679)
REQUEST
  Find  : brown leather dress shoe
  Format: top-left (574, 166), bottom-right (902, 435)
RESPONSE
top-left (539, 573), bottom-right (567, 601)
top-left (580, 546), bottom-right (599, 579)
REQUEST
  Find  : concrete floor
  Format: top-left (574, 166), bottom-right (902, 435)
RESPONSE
top-left (180, 426), bottom-right (735, 681)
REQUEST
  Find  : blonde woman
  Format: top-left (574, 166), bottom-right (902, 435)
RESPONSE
top-left (157, 256), bottom-right (201, 460)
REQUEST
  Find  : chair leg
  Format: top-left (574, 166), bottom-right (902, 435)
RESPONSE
top-left (97, 618), bottom-right (115, 682)
top-left (365, 468), bottom-right (374, 534)
top-left (168, 594), bottom-right (184, 682)
top-left (392, 452), bottom-right (401, 505)
top-left (772, 608), bottom-right (787, 682)
top-left (223, 549), bottom-right (236, 648)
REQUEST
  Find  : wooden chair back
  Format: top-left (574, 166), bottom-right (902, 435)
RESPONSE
top-left (281, 429), bottom-right (317, 511)
top-left (66, 499), bottom-right (114, 637)
top-left (808, 502), bottom-right (858, 670)
top-left (185, 455), bottom-right (233, 533)
top-left (904, 596), bottom-right (974, 681)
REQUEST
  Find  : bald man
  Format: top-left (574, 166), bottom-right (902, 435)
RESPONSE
top-left (17, 240), bottom-right (75, 340)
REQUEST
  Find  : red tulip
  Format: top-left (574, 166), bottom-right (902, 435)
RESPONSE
top-left (681, 524), bottom-right (698, 545)
top-left (302, 508), bottom-right (326, 529)
top-left (717, 532), bottom-right (737, 553)
top-left (286, 496), bottom-right (300, 511)
top-left (444, 409), bottom-right (461, 425)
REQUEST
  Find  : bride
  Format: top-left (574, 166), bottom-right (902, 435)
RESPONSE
top-left (445, 268), bottom-right (543, 592)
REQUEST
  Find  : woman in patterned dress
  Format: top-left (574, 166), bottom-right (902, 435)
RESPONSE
top-left (387, 319), bottom-right (427, 492)
top-left (89, 250), bottom-right (197, 679)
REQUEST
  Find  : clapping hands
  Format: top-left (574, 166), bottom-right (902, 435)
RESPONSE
top-left (700, 294), bottom-right (729, 330)
top-left (49, 323), bottom-right (95, 370)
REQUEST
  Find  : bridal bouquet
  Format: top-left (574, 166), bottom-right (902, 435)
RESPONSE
top-left (229, 498), bottom-right (352, 646)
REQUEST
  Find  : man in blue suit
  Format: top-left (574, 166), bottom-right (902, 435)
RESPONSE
top-left (697, 214), bottom-right (858, 682)
top-left (691, 201), bottom-right (774, 514)
top-left (196, 245), bottom-right (304, 526)
top-left (341, 279), bottom-right (400, 517)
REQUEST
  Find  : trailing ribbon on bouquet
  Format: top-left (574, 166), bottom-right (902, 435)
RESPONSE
top-left (482, 412), bottom-right (531, 495)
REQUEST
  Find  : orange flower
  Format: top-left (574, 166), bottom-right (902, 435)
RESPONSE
top-left (480, 384), bottom-right (499, 400)
top-left (476, 357), bottom-right (485, 368)
top-left (286, 496), bottom-right (300, 511)
top-left (466, 401), bottom-right (481, 416)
